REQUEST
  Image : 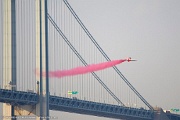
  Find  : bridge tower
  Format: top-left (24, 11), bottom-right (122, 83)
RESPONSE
top-left (3, 0), bottom-right (17, 119)
top-left (2, 0), bottom-right (49, 119)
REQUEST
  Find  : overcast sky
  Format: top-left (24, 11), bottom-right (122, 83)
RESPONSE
top-left (1, 0), bottom-right (180, 119)
top-left (58, 0), bottom-right (180, 119)
top-left (68, 0), bottom-right (180, 108)
top-left (54, 0), bottom-right (180, 119)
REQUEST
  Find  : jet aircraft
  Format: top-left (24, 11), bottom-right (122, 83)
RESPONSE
top-left (126, 57), bottom-right (137, 62)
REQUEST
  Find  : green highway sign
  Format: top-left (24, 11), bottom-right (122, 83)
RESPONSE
top-left (68, 91), bottom-right (78, 95)
top-left (170, 109), bottom-right (180, 112)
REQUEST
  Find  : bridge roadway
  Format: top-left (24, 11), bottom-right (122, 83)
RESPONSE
top-left (0, 89), bottom-right (179, 120)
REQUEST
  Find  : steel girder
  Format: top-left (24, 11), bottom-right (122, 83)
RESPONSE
top-left (49, 95), bottom-right (154, 120)
top-left (167, 113), bottom-right (180, 120)
top-left (2, 89), bottom-right (180, 120)
top-left (0, 89), bottom-right (38, 105)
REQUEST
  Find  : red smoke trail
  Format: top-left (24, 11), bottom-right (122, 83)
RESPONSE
top-left (39, 59), bottom-right (126, 78)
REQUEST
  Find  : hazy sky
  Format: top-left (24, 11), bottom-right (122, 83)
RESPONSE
top-left (68, 0), bottom-right (180, 108)
top-left (1, 0), bottom-right (180, 119)
top-left (58, 0), bottom-right (180, 119)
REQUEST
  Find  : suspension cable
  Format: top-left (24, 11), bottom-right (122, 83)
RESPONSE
top-left (63, 0), bottom-right (153, 110)
top-left (47, 14), bottom-right (124, 106)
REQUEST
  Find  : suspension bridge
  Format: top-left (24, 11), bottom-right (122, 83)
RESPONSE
top-left (0, 0), bottom-right (180, 120)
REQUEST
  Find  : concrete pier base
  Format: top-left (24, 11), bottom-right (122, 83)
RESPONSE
top-left (154, 107), bottom-right (170, 120)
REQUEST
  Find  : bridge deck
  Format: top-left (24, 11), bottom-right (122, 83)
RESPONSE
top-left (1, 89), bottom-right (179, 120)
top-left (0, 89), bottom-right (153, 120)
top-left (50, 95), bottom-right (153, 120)
top-left (0, 89), bottom-right (38, 105)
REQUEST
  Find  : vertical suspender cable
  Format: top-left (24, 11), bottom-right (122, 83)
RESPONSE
top-left (19, 0), bottom-right (21, 90)
top-left (59, 1), bottom-right (64, 95)
top-left (54, 0), bottom-right (57, 95)
top-left (21, 0), bottom-right (23, 91)
top-left (23, 1), bottom-right (25, 91)
top-left (45, 0), bottom-right (49, 119)
top-left (39, 0), bottom-right (43, 119)
top-left (31, 0), bottom-right (33, 91)
top-left (28, 0), bottom-right (30, 90)
top-left (20, 0), bottom-right (22, 91)
top-left (32, 0), bottom-right (34, 91)
top-left (0, 0), bottom-right (2, 88)
top-left (3, 0), bottom-right (5, 87)
top-left (34, 0), bottom-right (36, 92)
top-left (69, 5), bottom-right (72, 95)
top-left (29, 0), bottom-right (31, 90)
top-left (82, 28), bottom-right (84, 100)
top-left (76, 12), bottom-right (78, 96)
top-left (63, 2), bottom-right (67, 97)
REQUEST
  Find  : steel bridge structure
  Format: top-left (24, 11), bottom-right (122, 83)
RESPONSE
top-left (0, 0), bottom-right (180, 120)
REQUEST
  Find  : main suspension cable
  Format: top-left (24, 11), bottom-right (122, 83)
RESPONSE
top-left (47, 14), bottom-right (124, 106)
top-left (63, 0), bottom-right (153, 110)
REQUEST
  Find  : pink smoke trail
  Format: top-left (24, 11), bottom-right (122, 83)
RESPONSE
top-left (39, 59), bottom-right (126, 78)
